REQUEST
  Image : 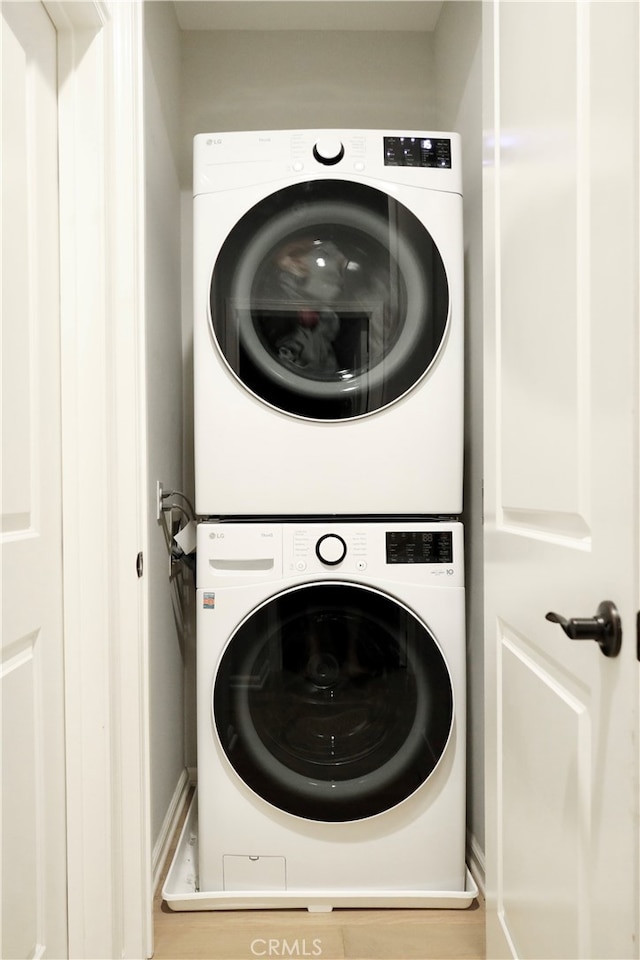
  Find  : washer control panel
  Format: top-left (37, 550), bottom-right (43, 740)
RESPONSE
top-left (386, 530), bottom-right (453, 564)
top-left (282, 522), bottom-right (463, 585)
top-left (290, 527), bottom-right (368, 573)
top-left (197, 522), bottom-right (463, 589)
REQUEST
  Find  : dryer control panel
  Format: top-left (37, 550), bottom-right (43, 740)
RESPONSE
top-left (193, 129), bottom-right (462, 197)
top-left (384, 136), bottom-right (452, 169)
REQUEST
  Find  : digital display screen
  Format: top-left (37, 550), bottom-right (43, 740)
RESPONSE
top-left (386, 531), bottom-right (453, 564)
top-left (384, 136), bottom-right (452, 169)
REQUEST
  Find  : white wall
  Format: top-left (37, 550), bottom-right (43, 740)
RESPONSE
top-left (434, 0), bottom-right (485, 859)
top-left (178, 29), bottom-right (437, 186)
top-left (143, 1), bottom-right (187, 851)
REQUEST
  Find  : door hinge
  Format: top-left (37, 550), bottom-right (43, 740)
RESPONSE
top-left (136, 551), bottom-right (144, 578)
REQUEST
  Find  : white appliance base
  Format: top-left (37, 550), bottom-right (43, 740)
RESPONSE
top-left (162, 792), bottom-right (478, 912)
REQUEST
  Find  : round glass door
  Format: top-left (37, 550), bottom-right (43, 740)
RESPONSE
top-left (213, 583), bottom-right (454, 822)
top-left (210, 180), bottom-right (449, 420)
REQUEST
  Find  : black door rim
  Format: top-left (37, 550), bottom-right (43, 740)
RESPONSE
top-left (212, 581), bottom-right (455, 822)
top-left (209, 180), bottom-right (450, 422)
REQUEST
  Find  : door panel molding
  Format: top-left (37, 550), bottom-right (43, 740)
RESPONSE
top-left (500, 508), bottom-right (591, 547)
top-left (499, 633), bottom-right (591, 960)
top-left (484, 2), bottom-right (639, 958)
top-left (495, 1), bottom-right (592, 535)
top-left (44, 2), bottom-right (150, 958)
top-left (2, 5), bottom-right (68, 955)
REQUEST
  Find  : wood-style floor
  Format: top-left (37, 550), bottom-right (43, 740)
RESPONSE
top-left (153, 894), bottom-right (486, 960)
top-left (153, 790), bottom-right (485, 959)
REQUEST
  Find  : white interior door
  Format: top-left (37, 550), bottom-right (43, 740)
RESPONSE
top-left (483, 2), bottom-right (639, 959)
top-left (1, 3), bottom-right (68, 957)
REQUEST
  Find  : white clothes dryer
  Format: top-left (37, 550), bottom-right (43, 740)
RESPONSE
top-left (193, 130), bottom-right (463, 516)
top-left (195, 520), bottom-right (467, 906)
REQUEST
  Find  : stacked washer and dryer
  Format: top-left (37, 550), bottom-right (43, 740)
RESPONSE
top-left (164, 130), bottom-right (473, 910)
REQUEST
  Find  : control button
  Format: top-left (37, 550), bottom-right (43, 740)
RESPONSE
top-left (353, 161), bottom-right (365, 173)
top-left (313, 138), bottom-right (345, 166)
top-left (292, 160), bottom-right (304, 172)
top-left (315, 533), bottom-right (347, 566)
top-left (356, 560), bottom-right (367, 571)
top-left (295, 560), bottom-right (307, 572)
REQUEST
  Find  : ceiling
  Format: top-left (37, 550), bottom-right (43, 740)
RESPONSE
top-left (172, 1), bottom-right (444, 33)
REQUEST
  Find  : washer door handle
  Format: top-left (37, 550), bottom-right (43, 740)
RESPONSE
top-left (545, 600), bottom-right (622, 658)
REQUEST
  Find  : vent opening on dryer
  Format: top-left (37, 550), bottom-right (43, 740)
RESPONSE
top-left (209, 180), bottom-right (449, 421)
top-left (213, 582), bottom-right (454, 822)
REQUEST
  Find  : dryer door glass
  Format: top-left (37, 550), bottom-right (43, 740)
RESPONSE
top-left (209, 180), bottom-right (449, 420)
top-left (213, 582), bottom-right (454, 822)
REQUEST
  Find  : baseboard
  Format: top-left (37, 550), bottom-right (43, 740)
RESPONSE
top-left (466, 831), bottom-right (486, 897)
top-left (152, 768), bottom-right (191, 895)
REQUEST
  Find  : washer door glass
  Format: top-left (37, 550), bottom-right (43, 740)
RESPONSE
top-left (210, 180), bottom-right (449, 420)
top-left (213, 583), bottom-right (454, 822)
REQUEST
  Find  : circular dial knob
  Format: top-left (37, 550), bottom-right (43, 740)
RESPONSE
top-left (315, 533), bottom-right (347, 566)
top-left (313, 137), bottom-right (345, 166)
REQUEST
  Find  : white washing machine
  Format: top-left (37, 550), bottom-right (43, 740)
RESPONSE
top-left (195, 520), bottom-right (467, 906)
top-left (193, 130), bottom-right (463, 517)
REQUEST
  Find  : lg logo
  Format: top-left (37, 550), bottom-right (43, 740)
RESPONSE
top-left (250, 939), bottom-right (323, 957)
